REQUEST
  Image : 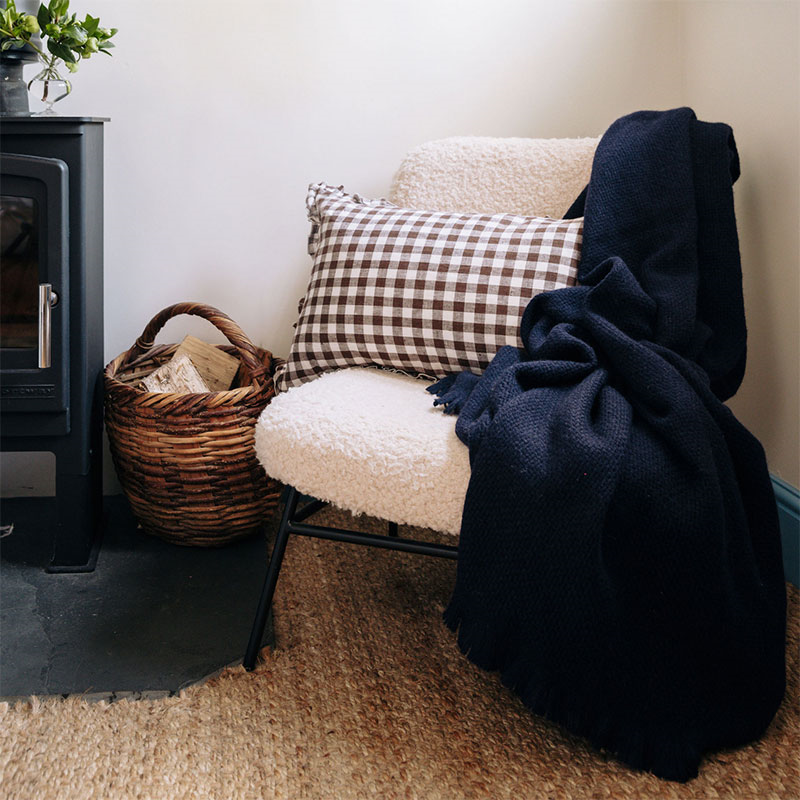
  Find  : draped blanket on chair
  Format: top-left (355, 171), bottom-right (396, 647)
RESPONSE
top-left (429, 108), bottom-right (786, 782)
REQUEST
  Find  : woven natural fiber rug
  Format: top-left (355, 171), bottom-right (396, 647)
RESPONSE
top-left (1, 506), bottom-right (798, 800)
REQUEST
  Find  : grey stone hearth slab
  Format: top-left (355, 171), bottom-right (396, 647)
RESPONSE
top-left (0, 495), bottom-right (274, 698)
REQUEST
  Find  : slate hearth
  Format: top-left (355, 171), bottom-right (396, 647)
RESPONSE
top-left (0, 495), bottom-right (274, 699)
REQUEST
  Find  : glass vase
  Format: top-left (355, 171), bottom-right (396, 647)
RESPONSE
top-left (27, 60), bottom-right (71, 116)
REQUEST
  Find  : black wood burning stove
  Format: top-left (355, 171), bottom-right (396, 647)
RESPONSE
top-left (1, 117), bottom-right (106, 572)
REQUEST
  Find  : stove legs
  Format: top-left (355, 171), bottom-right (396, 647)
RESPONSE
top-left (46, 387), bottom-right (104, 573)
top-left (47, 452), bottom-right (103, 573)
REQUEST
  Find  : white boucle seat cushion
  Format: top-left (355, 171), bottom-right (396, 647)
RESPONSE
top-left (255, 368), bottom-right (469, 536)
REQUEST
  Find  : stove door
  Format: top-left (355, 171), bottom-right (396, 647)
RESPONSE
top-left (1, 154), bottom-right (69, 414)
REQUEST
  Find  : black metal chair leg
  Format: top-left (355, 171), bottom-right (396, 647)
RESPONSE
top-left (243, 486), bottom-right (457, 672)
top-left (243, 487), bottom-right (299, 671)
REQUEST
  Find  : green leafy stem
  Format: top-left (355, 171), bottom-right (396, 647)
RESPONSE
top-left (1, 0), bottom-right (116, 76)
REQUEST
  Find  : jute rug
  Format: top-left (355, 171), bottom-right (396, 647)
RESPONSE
top-left (1, 506), bottom-right (798, 800)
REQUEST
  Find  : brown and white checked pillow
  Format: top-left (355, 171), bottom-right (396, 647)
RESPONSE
top-left (275, 183), bottom-right (583, 392)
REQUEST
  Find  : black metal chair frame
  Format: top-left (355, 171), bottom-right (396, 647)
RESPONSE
top-left (243, 485), bottom-right (459, 671)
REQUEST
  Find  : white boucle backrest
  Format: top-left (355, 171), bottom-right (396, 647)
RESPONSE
top-left (389, 136), bottom-right (598, 218)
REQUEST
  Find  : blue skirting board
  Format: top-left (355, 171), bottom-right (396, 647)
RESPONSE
top-left (773, 475), bottom-right (800, 588)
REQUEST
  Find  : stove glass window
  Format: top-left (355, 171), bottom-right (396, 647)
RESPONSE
top-left (1, 195), bottom-right (39, 350)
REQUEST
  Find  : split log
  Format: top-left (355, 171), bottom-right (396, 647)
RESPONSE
top-left (141, 353), bottom-right (209, 394)
top-left (173, 335), bottom-right (239, 392)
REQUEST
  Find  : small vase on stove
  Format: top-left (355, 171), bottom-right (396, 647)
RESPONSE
top-left (0, 46), bottom-right (37, 116)
top-left (27, 57), bottom-right (71, 116)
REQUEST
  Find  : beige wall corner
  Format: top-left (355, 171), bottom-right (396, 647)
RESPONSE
top-left (681, 0), bottom-right (800, 486)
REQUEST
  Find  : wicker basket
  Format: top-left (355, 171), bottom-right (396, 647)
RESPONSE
top-left (104, 302), bottom-right (282, 546)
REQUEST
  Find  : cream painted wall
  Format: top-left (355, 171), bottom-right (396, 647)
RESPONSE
top-left (679, 0), bottom-right (800, 487)
top-left (71, 0), bottom-right (683, 363)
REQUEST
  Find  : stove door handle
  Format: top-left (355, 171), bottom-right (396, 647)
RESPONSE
top-left (38, 283), bottom-right (58, 369)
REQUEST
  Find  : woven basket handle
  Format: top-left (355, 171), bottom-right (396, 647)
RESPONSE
top-left (122, 302), bottom-right (269, 388)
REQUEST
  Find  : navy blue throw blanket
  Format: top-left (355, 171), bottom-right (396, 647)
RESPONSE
top-left (429, 108), bottom-right (786, 782)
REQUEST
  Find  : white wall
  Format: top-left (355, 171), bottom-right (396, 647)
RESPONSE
top-left (76, 0), bottom-right (683, 362)
top-left (6, 1), bottom-right (799, 493)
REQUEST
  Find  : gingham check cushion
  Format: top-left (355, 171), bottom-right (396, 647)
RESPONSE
top-left (276, 183), bottom-right (583, 392)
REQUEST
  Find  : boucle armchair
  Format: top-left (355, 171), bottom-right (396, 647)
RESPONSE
top-left (243, 135), bottom-right (598, 670)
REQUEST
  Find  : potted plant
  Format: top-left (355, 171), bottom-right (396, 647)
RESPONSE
top-left (0, 0), bottom-right (116, 115)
